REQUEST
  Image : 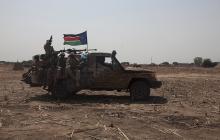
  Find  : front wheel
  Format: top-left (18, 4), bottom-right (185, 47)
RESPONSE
top-left (130, 81), bottom-right (150, 101)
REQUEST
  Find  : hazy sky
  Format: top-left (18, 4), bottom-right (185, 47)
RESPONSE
top-left (0, 0), bottom-right (219, 63)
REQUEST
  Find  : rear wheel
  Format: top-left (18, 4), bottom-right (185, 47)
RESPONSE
top-left (130, 81), bottom-right (150, 101)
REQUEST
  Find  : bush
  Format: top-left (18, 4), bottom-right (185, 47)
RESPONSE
top-left (202, 58), bottom-right (217, 68)
top-left (173, 62), bottom-right (179, 65)
top-left (161, 62), bottom-right (169, 65)
top-left (194, 57), bottom-right (203, 66)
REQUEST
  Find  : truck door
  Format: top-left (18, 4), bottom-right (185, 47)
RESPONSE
top-left (93, 56), bottom-right (127, 89)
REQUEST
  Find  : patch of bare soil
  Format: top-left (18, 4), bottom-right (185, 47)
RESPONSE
top-left (0, 64), bottom-right (219, 140)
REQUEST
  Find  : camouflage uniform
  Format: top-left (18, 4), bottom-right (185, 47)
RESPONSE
top-left (56, 53), bottom-right (66, 79)
top-left (44, 40), bottom-right (54, 58)
top-left (66, 53), bottom-right (80, 87)
top-left (42, 39), bottom-right (55, 89)
top-left (46, 53), bottom-right (58, 91)
top-left (111, 50), bottom-right (120, 71)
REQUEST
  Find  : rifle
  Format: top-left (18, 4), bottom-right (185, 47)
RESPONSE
top-left (54, 48), bottom-right (97, 55)
top-left (49, 35), bottom-right (52, 43)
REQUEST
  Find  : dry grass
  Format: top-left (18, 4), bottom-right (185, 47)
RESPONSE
top-left (0, 64), bottom-right (220, 140)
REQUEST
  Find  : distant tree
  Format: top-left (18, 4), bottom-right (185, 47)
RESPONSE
top-left (172, 62), bottom-right (179, 66)
top-left (202, 58), bottom-right (217, 68)
top-left (160, 62), bottom-right (169, 66)
top-left (212, 62), bottom-right (218, 67)
top-left (194, 57), bottom-right (203, 66)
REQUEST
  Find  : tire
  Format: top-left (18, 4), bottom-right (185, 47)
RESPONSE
top-left (130, 81), bottom-right (150, 101)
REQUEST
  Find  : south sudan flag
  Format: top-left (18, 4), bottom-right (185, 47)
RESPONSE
top-left (63, 31), bottom-right (87, 46)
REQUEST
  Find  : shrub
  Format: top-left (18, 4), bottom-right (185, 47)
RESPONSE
top-left (173, 62), bottom-right (179, 65)
top-left (161, 62), bottom-right (169, 65)
top-left (194, 57), bottom-right (203, 66)
top-left (202, 58), bottom-right (217, 68)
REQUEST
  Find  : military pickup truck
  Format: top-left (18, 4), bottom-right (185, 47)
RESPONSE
top-left (23, 50), bottom-right (162, 101)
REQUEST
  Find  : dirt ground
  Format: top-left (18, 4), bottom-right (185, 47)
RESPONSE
top-left (0, 64), bottom-right (219, 140)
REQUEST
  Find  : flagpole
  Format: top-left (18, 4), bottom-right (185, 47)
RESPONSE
top-left (86, 30), bottom-right (88, 52)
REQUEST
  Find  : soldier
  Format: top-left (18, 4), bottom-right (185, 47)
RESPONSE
top-left (57, 53), bottom-right (66, 68)
top-left (56, 52), bottom-right (66, 79)
top-left (46, 53), bottom-right (58, 92)
top-left (39, 54), bottom-right (47, 88)
top-left (44, 36), bottom-right (54, 58)
top-left (42, 36), bottom-right (56, 90)
top-left (66, 53), bottom-right (81, 87)
top-left (111, 50), bottom-right (123, 71)
top-left (80, 52), bottom-right (88, 64)
top-left (111, 50), bottom-right (117, 70)
top-left (33, 55), bottom-right (40, 66)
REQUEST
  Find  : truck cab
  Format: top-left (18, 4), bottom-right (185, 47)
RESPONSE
top-left (78, 51), bottom-right (162, 100)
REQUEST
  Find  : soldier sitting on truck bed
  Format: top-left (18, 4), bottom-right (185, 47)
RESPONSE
top-left (111, 50), bottom-right (123, 71)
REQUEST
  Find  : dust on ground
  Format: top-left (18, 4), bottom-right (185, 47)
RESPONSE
top-left (0, 64), bottom-right (219, 140)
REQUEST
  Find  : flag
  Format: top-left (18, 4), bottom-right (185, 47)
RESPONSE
top-left (63, 31), bottom-right (87, 46)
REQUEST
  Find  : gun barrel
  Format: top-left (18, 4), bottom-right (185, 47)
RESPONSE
top-left (54, 48), bottom-right (97, 55)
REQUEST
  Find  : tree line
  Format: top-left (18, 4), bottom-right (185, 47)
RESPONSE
top-left (194, 57), bottom-right (218, 68)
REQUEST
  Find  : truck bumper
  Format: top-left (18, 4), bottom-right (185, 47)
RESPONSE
top-left (150, 80), bottom-right (162, 89)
